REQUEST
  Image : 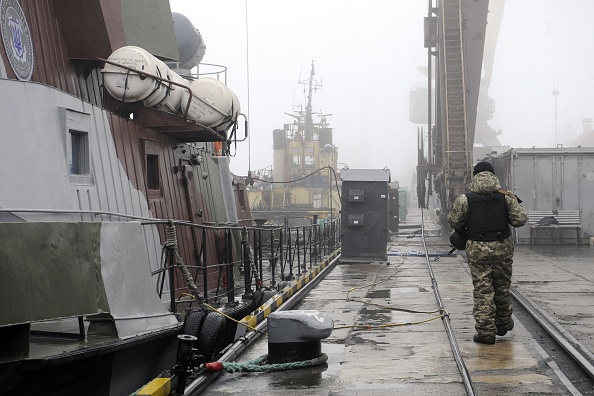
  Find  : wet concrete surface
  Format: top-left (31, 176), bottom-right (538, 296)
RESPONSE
top-left (206, 205), bottom-right (593, 395)
top-left (512, 244), bottom-right (594, 358)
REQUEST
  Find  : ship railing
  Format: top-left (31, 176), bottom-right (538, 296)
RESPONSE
top-left (0, 209), bottom-right (341, 315)
top-left (280, 219), bottom-right (341, 281)
top-left (143, 218), bottom-right (341, 314)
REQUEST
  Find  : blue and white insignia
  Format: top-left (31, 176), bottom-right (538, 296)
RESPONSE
top-left (1, 0), bottom-right (33, 81)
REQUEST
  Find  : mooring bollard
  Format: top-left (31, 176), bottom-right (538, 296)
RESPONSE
top-left (267, 310), bottom-right (334, 364)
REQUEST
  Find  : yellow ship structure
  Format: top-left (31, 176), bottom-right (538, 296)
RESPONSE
top-left (248, 63), bottom-right (341, 224)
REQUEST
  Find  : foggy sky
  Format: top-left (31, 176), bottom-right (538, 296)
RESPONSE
top-left (169, 0), bottom-right (594, 188)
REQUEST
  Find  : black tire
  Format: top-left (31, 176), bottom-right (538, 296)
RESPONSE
top-left (251, 289), bottom-right (264, 306)
top-left (182, 309), bottom-right (205, 336)
top-left (253, 288), bottom-right (277, 306)
top-left (220, 301), bottom-right (258, 347)
top-left (277, 281), bottom-right (292, 291)
top-left (197, 311), bottom-right (227, 362)
top-left (260, 289), bottom-right (277, 304)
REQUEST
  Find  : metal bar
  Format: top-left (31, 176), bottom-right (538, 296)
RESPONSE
top-left (270, 228), bottom-right (276, 286)
top-left (296, 227), bottom-right (301, 274)
top-left (279, 228), bottom-right (285, 279)
top-left (226, 229), bottom-right (234, 302)
top-left (169, 248), bottom-right (176, 314)
top-left (242, 229), bottom-right (252, 298)
top-left (257, 229), bottom-right (263, 284)
top-left (202, 228), bottom-right (208, 302)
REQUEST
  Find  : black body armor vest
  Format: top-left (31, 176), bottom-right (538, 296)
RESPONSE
top-left (465, 192), bottom-right (510, 242)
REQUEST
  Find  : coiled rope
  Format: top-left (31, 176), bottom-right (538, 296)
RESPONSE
top-left (159, 221), bottom-right (203, 301)
top-left (241, 227), bottom-right (262, 288)
top-left (204, 353), bottom-right (328, 373)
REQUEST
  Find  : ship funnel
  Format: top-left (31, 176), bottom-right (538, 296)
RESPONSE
top-left (168, 12), bottom-right (206, 74)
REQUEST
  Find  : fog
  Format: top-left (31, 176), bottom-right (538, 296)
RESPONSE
top-left (169, 0), bottom-right (594, 188)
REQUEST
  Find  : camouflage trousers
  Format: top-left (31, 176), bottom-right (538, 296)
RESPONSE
top-left (467, 239), bottom-right (514, 337)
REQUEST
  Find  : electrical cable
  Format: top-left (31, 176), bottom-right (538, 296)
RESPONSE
top-left (253, 165), bottom-right (342, 200)
top-left (332, 259), bottom-right (447, 331)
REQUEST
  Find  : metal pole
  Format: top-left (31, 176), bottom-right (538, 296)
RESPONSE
top-left (202, 228), bottom-right (208, 302)
top-left (242, 228), bottom-right (252, 298)
top-left (169, 247), bottom-right (176, 313)
top-left (226, 229), bottom-right (235, 302)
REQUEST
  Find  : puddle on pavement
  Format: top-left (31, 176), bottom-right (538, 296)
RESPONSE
top-left (365, 289), bottom-right (390, 299)
top-left (390, 287), bottom-right (429, 294)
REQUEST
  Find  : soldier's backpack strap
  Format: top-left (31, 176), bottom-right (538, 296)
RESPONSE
top-left (497, 188), bottom-right (522, 203)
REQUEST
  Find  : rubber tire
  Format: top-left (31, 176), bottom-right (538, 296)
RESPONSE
top-left (254, 289), bottom-right (277, 306)
top-left (220, 301), bottom-right (258, 347)
top-left (182, 309), bottom-right (205, 336)
top-left (260, 289), bottom-right (277, 304)
top-left (197, 311), bottom-right (227, 362)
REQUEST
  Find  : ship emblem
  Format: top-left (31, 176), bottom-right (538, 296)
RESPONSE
top-left (1, 0), bottom-right (34, 81)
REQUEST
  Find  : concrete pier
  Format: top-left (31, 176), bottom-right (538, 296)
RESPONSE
top-left (206, 205), bottom-right (594, 395)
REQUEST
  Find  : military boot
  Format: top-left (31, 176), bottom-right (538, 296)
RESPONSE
top-left (473, 334), bottom-right (496, 344)
top-left (496, 319), bottom-right (514, 336)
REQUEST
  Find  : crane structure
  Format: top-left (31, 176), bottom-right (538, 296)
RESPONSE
top-left (417, 0), bottom-right (493, 221)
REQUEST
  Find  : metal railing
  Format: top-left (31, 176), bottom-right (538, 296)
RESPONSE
top-left (146, 218), bottom-right (341, 313)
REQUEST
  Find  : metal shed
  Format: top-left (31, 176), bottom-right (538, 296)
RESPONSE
top-left (488, 147), bottom-right (594, 244)
top-left (340, 168), bottom-right (391, 262)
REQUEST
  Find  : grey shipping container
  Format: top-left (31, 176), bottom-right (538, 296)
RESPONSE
top-left (488, 147), bottom-right (594, 244)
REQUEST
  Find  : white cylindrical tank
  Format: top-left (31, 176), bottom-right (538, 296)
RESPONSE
top-left (218, 89), bottom-right (240, 131)
top-left (157, 72), bottom-right (190, 113)
top-left (103, 46), bottom-right (163, 102)
top-left (143, 58), bottom-right (171, 108)
top-left (179, 77), bottom-right (240, 131)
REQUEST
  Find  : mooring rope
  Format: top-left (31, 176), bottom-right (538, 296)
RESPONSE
top-left (242, 227), bottom-right (262, 288)
top-left (204, 353), bottom-right (328, 373)
top-left (163, 220), bottom-right (203, 301)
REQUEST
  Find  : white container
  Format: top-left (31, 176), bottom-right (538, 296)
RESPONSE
top-left (218, 89), bottom-right (241, 131)
top-left (103, 46), bottom-right (162, 102)
top-left (179, 77), bottom-right (239, 131)
top-left (157, 72), bottom-right (190, 113)
top-left (143, 58), bottom-right (171, 108)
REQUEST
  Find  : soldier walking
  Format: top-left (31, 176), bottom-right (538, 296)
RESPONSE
top-left (447, 161), bottom-right (528, 344)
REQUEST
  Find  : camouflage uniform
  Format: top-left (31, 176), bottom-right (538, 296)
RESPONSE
top-left (447, 171), bottom-right (528, 338)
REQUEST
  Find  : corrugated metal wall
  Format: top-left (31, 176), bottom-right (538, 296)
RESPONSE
top-left (0, 1), bottom-right (79, 95)
top-left (0, 1), bottom-right (116, 108)
top-left (491, 148), bottom-right (594, 244)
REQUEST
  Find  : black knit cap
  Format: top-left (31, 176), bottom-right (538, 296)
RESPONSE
top-left (473, 161), bottom-right (494, 176)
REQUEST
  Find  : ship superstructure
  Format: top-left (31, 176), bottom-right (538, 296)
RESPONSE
top-left (249, 63), bottom-right (341, 223)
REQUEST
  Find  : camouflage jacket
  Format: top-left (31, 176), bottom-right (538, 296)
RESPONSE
top-left (447, 171), bottom-right (528, 231)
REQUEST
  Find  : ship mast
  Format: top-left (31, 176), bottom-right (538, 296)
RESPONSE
top-left (301, 61), bottom-right (322, 141)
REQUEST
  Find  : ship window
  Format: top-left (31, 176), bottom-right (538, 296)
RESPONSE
top-left (69, 131), bottom-right (89, 175)
top-left (61, 108), bottom-right (93, 185)
top-left (146, 154), bottom-right (160, 190)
